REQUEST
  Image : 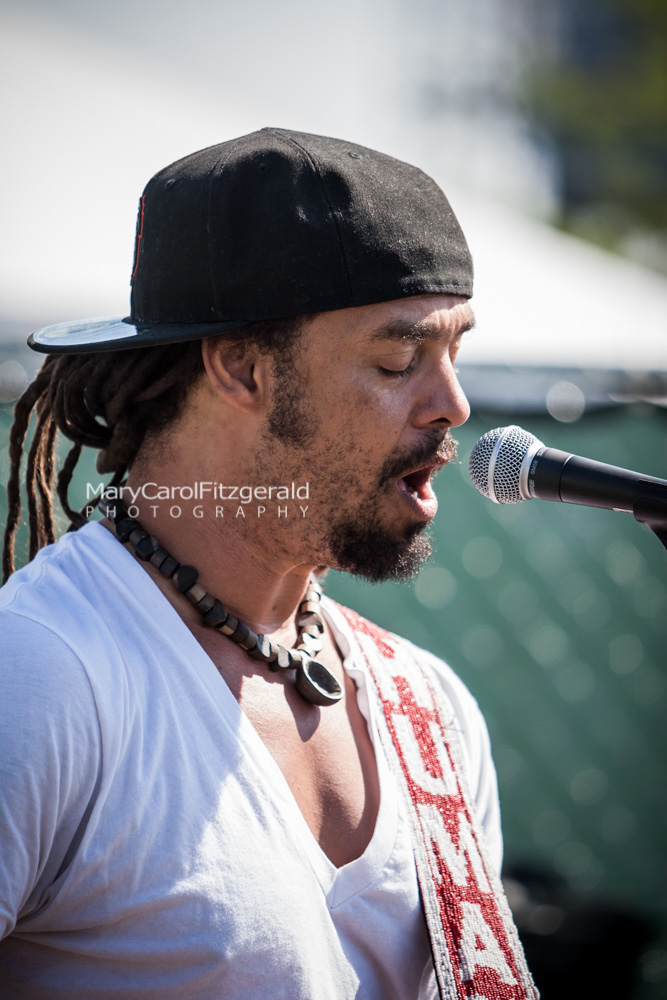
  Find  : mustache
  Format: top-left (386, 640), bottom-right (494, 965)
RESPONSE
top-left (378, 430), bottom-right (459, 488)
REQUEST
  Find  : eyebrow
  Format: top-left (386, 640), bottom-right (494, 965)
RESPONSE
top-left (367, 313), bottom-right (476, 345)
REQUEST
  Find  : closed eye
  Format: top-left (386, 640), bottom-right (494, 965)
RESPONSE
top-left (377, 361), bottom-right (415, 378)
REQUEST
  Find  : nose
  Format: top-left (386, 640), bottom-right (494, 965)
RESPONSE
top-left (412, 356), bottom-right (470, 430)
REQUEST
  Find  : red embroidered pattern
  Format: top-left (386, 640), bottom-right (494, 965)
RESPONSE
top-left (341, 607), bottom-right (397, 659)
top-left (338, 605), bottom-right (538, 1000)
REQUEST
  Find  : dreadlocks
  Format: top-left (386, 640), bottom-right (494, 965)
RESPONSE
top-left (2, 317), bottom-right (308, 583)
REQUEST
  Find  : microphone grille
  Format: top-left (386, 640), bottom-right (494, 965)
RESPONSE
top-left (469, 425), bottom-right (543, 504)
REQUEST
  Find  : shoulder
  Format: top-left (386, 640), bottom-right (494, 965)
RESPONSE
top-left (325, 599), bottom-right (486, 746)
top-left (0, 521), bottom-right (114, 615)
top-left (0, 522), bottom-right (135, 660)
top-left (0, 525), bottom-right (126, 741)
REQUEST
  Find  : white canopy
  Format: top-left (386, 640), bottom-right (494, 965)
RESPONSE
top-left (457, 197), bottom-right (667, 371)
top-left (2, 8), bottom-right (666, 372)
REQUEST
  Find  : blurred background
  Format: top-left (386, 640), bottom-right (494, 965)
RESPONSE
top-left (1, 0), bottom-right (666, 995)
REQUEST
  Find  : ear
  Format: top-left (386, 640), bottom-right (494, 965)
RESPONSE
top-left (201, 337), bottom-right (270, 415)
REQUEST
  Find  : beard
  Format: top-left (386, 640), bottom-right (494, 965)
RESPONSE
top-left (326, 514), bottom-right (434, 584)
top-left (325, 432), bottom-right (458, 584)
top-left (264, 355), bottom-right (458, 584)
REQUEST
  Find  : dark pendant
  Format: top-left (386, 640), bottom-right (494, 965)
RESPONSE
top-left (295, 655), bottom-right (343, 707)
top-left (101, 490), bottom-right (343, 707)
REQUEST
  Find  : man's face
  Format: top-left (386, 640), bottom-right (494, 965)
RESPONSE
top-left (258, 294), bottom-right (473, 583)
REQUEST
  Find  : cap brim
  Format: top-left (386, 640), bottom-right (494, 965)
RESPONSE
top-left (28, 316), bottom-right (252, 355)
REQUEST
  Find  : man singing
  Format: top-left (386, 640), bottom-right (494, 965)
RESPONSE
top-left (0, 128), bottom-right (536, 999)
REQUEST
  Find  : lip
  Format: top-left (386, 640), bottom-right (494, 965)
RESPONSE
top-left (395, 462), bottom-right (444, 520)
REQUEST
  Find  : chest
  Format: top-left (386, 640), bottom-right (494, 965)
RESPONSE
top-left (9, 667), bottom-right (430, 1000)
top-left (193, 626), bottom-right (381, 868)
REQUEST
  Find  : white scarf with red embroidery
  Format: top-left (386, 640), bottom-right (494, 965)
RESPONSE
top-left (337, 605), bottom-right (538, 1000)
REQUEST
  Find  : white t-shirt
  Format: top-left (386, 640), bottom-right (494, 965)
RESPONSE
top-left (0, 523), bottom-right (502, 999)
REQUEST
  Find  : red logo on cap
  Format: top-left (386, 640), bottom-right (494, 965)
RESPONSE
top-left (131, 195), bottom-right (146, 281)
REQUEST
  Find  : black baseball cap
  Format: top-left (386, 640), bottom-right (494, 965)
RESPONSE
top-left (28, 127), bottom-right (473, 355)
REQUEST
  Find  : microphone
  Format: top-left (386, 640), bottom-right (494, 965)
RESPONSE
top-left (468, 425), bottom-right (667, 514)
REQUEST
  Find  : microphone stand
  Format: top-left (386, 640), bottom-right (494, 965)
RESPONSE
top-left (633, 483), bottom-right (667, 552)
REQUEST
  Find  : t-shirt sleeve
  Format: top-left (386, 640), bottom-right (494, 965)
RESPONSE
top-left (0, 613), bottom-right (102, 940)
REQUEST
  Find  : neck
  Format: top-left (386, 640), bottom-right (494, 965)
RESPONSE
top-left (99, 484), bottom-right (343, 707)
top-left (116, 469), bottom-right (317, 639)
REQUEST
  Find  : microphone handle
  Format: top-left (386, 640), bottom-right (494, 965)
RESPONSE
top-left (528, 449), bottom-right (667, 512)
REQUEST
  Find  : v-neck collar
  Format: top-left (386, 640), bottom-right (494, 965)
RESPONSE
top-left (83, 522), bottom-right (400, 906)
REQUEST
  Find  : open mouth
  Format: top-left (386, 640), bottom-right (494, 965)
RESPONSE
top-left (396, 464), bottom-right (441, 519)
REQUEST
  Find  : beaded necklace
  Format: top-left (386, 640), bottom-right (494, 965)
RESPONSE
top-left (98, 494), bottom-right (343, 707)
